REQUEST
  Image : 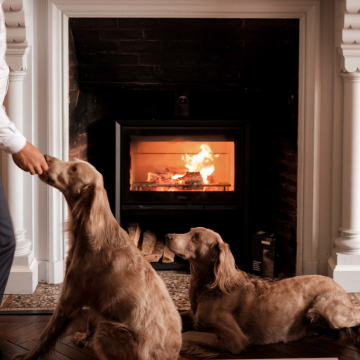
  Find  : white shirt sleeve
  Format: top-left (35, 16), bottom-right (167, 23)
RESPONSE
top-left (0, 3), bottom-right (26, 155)
top-left (0, 103), bottom-right (27, 154)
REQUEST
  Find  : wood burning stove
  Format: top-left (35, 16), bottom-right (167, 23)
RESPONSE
top-left (106, 120), bottom-right (250, 269)
top-left (121, 122), bottom-right (248, 207)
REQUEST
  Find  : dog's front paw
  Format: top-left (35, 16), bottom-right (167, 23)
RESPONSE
top-left (74, 332), bottom-right (86, 346)
top-left (74, 332), bottom-right (93, 349)
top-left (181, 337), bottom-right (204, 357)
top-left (181, 332), bottom-right (221, 358)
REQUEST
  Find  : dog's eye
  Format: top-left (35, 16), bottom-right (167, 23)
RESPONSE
top-left (193, 233), bottom-right (200, 241)
top-left (72, 165), bottom-right (77, 172)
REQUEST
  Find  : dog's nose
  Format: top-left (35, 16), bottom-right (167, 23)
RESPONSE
top-left (165, 234), bottom-right (173, 241)
top-left (44, 154), bottom-right (51, 163)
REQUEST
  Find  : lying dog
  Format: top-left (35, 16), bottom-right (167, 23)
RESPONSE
top-left (165, 227), bottom-right (360, 358)
top-left (14, 155), bottom-right (182, 360)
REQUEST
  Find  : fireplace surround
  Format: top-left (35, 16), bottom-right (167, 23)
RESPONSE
top-left (68, 16), bottom-right (298, 273)
top-left (3, 0), bottom-right (360, 293)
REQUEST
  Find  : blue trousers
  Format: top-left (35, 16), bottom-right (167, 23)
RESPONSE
top-left (0, 177), bottom-right (15, 305)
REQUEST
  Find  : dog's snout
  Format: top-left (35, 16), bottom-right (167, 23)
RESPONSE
top-left (165, 234), bottom-right (173, 241)
top-left (44, 154), bottom-right (52, 163)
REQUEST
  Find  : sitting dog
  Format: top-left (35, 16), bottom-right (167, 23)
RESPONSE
top-left (165, 227), bottom-right (360, 358)
top-left (14, 155), bottom-right (182, 360)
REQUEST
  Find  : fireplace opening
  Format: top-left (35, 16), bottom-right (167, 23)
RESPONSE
top-left (129, 139), bottom-right (234, 192)
top-left (69, 17), bottom-right (299, 275)
top-left (120, 124), bottom-right (247, 206)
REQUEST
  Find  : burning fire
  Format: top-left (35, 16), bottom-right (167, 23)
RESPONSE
top-left (145, 144), bottom-right (217, 191)
top-left (184, 145), bottom-right (214, 184)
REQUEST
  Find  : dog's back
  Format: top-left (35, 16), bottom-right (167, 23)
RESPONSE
top-left (71, 213), bottom-right (182, 360)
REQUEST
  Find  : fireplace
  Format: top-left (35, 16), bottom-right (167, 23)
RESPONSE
top-left (69, 17), bottom-right (298, 275)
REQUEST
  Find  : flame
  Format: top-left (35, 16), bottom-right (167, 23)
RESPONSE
top-left (172, 174), bottom-right (185, 180)
top-left (145, 144), bottom-right (216, 190)
top-left (185, 144), bottom-right (215, 184)
top-left (200, 165), bottom-right (215, 183)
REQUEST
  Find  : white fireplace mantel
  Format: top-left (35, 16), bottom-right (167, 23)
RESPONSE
top-left (4, 0), bottom-right (359, 293)
top-left (47, 0), bottom-right (322, 278)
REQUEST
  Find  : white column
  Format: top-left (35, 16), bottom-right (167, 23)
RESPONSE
top-left (328, 0), bottom-right (360, 292)
top-left (335, 73), bottom-right (360, 255)
top-left (2, 71), bottom-right (29, 255)
top-left (1, 70), bottom-right (38, 294)
top-left (328, 72), bottom-right (360, 292)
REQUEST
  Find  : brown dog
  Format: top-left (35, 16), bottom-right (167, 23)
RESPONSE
top-left (14, 155), bottom-right (182, 360)
top-left (165, 227), bottom-right (360, 358)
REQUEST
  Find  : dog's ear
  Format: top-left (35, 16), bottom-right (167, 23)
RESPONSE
top-left (88, 181), bottom-right (108, 228)
top-left (210, 240), bottom-right (242, 293)
top-left (72, 180), bottom-right (108, 221)
top-left (71, 184), bottom-right (95, 226)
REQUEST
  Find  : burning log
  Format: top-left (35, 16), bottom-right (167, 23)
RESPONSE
top-left (148, 172), bottom-right (172, 184)
top-left (147, 173), bottom-right (161, 183)
top-left (156, 172), bottom-right (171, 183)
top-left (142, 230), bottom-right (157, 255)
top-left (162, 245), bottom-right (175, 263)
top-left (166, 167), bottom-right (187, 176)
top-left (166, 167), bottom-right (187, 172)
top-left (127, 222), bottom-right (141, 247)
top-left (183, 172), bottom-right (203, 185)
top-left (144, 239), bottom-right (164, 262)
top-left (147, 171), bottom-right (205, 186)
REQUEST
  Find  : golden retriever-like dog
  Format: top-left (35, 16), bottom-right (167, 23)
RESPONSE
top-left (14, 155), bottom-right (182, 360)
top-left (165, 227), bottom-right (360, 358)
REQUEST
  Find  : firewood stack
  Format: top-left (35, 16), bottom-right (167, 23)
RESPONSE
top-left (128, 222), bottom-right (141, 247)
top-left (126, 223), bottom-right (175, 263)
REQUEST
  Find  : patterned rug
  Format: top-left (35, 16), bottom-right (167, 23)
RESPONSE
top-left (1, 271), bottom-right (359, 312)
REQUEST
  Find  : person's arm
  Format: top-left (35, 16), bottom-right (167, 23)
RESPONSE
top-left (0, 103), bottom-right (48, 175)
top-left (0, 104), bottom-right (26, 154)
top-left (0, 100), bottom-right (48, 176)
top-left (0, 4), bottom-right (48, 175)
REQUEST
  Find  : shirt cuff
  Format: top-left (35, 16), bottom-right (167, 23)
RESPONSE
top-left (3, 134), bottom-right (26, 154)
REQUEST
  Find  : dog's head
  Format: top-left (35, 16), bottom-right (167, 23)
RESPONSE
top-left (165, 227), bottom-right (221, 261)
top-left (39, 155), bottom-right (109, 229)
top-left (39, 155), bottom-right (103, 200)
top-left (165, 228), bottom-right (241, 293)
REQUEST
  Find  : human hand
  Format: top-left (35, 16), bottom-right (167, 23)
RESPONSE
top-left (12, 142), bottom-right (49, 175)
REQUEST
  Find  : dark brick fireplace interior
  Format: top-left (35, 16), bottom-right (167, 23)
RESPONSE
top-left (69, 18), bottom-right (298, 275)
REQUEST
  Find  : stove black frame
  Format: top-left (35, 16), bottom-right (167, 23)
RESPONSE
top-left (120, 123), bottom-right (248, 207)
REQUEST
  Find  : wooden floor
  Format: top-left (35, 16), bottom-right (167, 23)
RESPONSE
top-left (0, 315), bottom-right (359, 359)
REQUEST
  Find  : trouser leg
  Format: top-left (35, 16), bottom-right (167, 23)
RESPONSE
top-left (0, 177), bottom-right (15, 305)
